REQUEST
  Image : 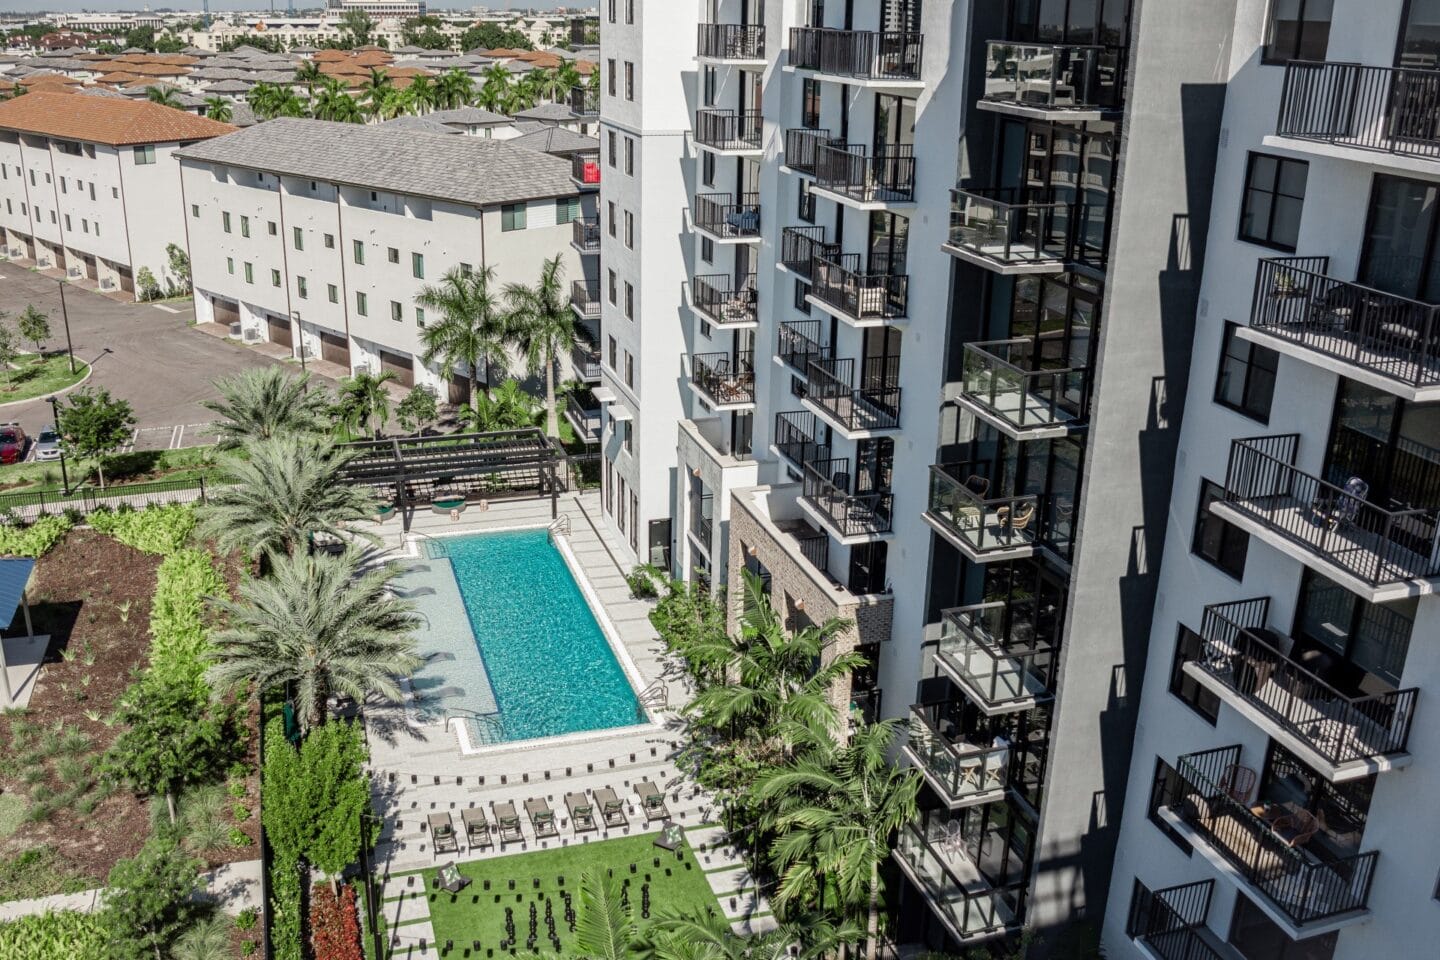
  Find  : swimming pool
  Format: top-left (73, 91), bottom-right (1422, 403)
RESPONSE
top-left (403, 528), bottom-right (645, 745)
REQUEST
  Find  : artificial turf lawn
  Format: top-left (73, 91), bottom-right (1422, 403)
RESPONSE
top-left (388, 833), bottom-right (723, 955)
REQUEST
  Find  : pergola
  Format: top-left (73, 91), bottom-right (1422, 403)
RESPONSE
top-left (337, 428), bottom-right (568, 518)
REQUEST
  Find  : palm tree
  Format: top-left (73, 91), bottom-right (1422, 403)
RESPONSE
top-left (406, 73), bottom-right (436, 113)
top-left (201, 366), bottom-right (329, 448)
top-left (294, 59), bottom-right (323, 98)
top-left (415, 265), bottom-right (511, 418)
top-left (359, 67), bottom-right (393, 120)
top-left (434, 68), bottom-right (474, 109)
top-left (459, 378), bottom-right (536, 432)
top-left (336, 369), bottom-right (397, 438)
top-left (554, 61), bottom-right (582, 103)
top-left (573, 871), bottom-right (637, 960)
top-left (203, 96), bottom-right (232, 122)
top-left (197, 434), bottom-right (380, 560)
top-left (145, 85), bottom-right (182, 108)
top-left (207, 549), bottom-right (421, 734)
top-left (754, 721), bottom-right (922, 960)
top-left (312, 78), bottom-right (364, 122)
top-left (512, 72), bottom-right (541, 111)
top-left (246, 81), bottom-right (285, 120)
top-left (530, 66), bottom-right (562, 103)
top-left (504, 254), bottom-right (575, 438)
top-left (476, 64), bottom-right (510, 112)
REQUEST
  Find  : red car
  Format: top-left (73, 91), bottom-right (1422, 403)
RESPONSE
top-left (0, 423), bottom-right (27, 464)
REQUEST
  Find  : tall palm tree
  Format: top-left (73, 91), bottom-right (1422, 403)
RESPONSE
top-left (201, 366), bottom-right (329, 448)
top-left (207, 549), bottom-right (421, 734)
top-left (530, 66), bottom-right (562, 103)
top-left (312, 78), bottom-right (364, 122)
top-left (754, 721), bottom-right (922, 960)
top-left (406, 73), bottom-right (436, 113)
top-left (359, 67), bottom-right (393, 120)
top-left (512, 72), bottom-right (541, 110)
top-left (198, 434), bottom-right (380, 560)
top-left (476, 64), bottom-right (510, 112)
top-left (246, 81), bottom-right (284, 120)
top-left (203, 96), bottom-right (232, 122)
top-left (554, 61), bottom-right (582, 103)
top-left (145, 85), bottom-right (182, 108)
top-left (504, 254), bottom-right (575, 438)
top-left (337, 369), bottom-right (397, 438)
top-left (434, 67), bottom-right (474, 109)
top-left (415, 265), bottom-right (511, 418)
top-left (294, 59), bottom-right (323, 98)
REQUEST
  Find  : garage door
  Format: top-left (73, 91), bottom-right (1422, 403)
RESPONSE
top-left (212, 298), bottom-right (240, 327)
top-left (319, 330), bottom-right (350, 366)
top-left (266, 315), bottom-right (293, 349)
top-left (378, 350), bottom-right (414, 387)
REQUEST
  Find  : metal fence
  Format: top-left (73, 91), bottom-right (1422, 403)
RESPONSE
top-left (0, 476), bottom-right (208, 523)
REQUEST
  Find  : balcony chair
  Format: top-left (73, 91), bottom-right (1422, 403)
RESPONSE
top-left (1313, 476), bottom-right (1369, 531)
top-left (1218, 763), bottom-right (1258, 805)
top-left (983, 737), bottom-right (1010, 791)
top-left (939, 819), bottom-right (968, 858)
top-left (965, 475), bottom-right (991, 498)
top-left (725, 205), bottom-right (760, 235)
top-left (1272, 808), bottom-right (1321, 849)
top-left (997, 501), bottom-right (1036, 538)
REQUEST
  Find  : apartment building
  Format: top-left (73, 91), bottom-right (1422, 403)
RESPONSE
top-left (176, 119), bottom-right (590, 395)
top-left (1104, 3), bottom-right (1440, 959)
top-left (0, 92), bottom-right (234, 298)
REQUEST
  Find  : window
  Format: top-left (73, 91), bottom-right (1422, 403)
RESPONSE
top-left (608, 131), bottom-right (617, 167)
top-left (387, 247), bottom-right (400, 264)
top-left (501, 203), bottom-right (527, 232)
top-left (460, 262), bottom-right (473, 276)
top-left (1239, 153), bottom-right (1307, 251)
top-left (703, 66), bottom-right (716, 106)
top-left (625, 0), bottom-right (633, 23)
top-left (607, 335), bottom-right (617, 369)
top-left (416, 307), bottom-right (426, 327)
top-left (1400, 0), bottom-right (1440, 68)
top-left (702, 151), bottom-right (715, 187)
top-left (411, 252), bottom-right (424, 279)
top-left (88, 183), bottom-right (94, 201)
top-left (293, 226), bottom-right (304, 250)
top-left (624, 137), bottom-right (634, 175)
top-left (1192, 479), bottom-right (1249, 579)
top-left (1262, 0), bottom-right (1332, 64)
top-left (624, 211), bottom-right (634, 249)
top-left (622, 419), bottom-right (633, 453)
top-left (1358, 174), bottom-right (1440, 301)
top-left (191, 203), bottom-right (200, 218)
top-left (802, 78), bottom-right (821, 128)
top-left (607, 59), bottom-right (616, 96)
top-left (328, 283), bottom-right (339, 304)
top-left (624, 350), bottom-right (634, 388)
top-left (607, 201), bottom-right (617, 237)
top-left (1295, 570), bottom-right (1413, 690)
top-left (63, 214), bottom-right (70, 231)
top-left (240, 216), bottom-right (250, 238)
top-left (356, 291), bottom-right (368, 316)
top-left (624, 61), bottom-right (634, 100)
top-left (391, 300), bottom-right (403, 321)
top-left (701, 237), bottom-right (713, 264)
top-left (798, 179), bottom-right (816, 222)
top-left (1169, 624), bottom-right (1220, 724)
top-left (297, 276), bottom-right (308, 299)
top-left (1228, 893), bottom-right (1337, 960)
top-left (324, 233), bottom-right (335, 249)
top-left (271, 268), bottom-right (281, 287)
top-left (267, 221), bottom-right (277, 236)
top-left (353, 240), bottom-right (364, 264)
top-left (81, 219), bottom-right (88, 234)
top-left (607, 0), bottom-right (615, 23)
top-left (112, 187), bottom-right (118, 199)
top-left (608, 269), bottom-right (617, 305)
top-left (222, 212), bottom-right (232, 233)
top-left (243, 262), bottom-right (253, 284)
top-left (226, 257), bottom-right (234, 275)
top-left (1215, 322), bottom-right (1278, 422)
top-left (133, 144), bottom-right (155, 165)
top-left (795, 279), bottom-right (812, 314)
top-left (624, 282), bottom-right (634, 320)
top-left (556, 196), bottom-right (579, 224)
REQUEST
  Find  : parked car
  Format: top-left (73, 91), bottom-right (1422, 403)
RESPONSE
top-left (33, 425), bottom-right (61, 462)
top-left (0, 423), bottom-right (26, 464)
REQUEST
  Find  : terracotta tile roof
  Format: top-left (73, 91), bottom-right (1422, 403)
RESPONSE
top-left (95, 72), bottom-right (146, 84)
top-left (0, 91), bottom-right (236, 146)
top-left (312, 50), bottom-right (349, 62)
top-left (21, 82), bottom-right (78, 95)
top-left (18, 72), bottom-right (80, 86)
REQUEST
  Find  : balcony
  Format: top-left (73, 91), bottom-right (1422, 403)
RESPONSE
top-left (903, 703), bottom-right (1011, 807)
top-left (571, 216), bottom-right (600, 254)
top-left (957, 339), bottom-right (1089, 439)
top-left (694, 109), bottom-right (763, 154)
top-left (783, 127), bottom-right (837, 176)
top-left (934, 603), bottom-right (1051, 714)
top-left (814, 142), bottom-right (916, 206)
top-left (570, 341), bottom-right (601, 383)
top-left (979, 40), bottom-right (1124, 120)
top-left (696, 23), bottom-right (766, 63)
top-left (809, 252), bottom-right (907, 325)
top-left (1150, 745), bottom-right (1377, 932)
top-left (777, 319), bottom-right (828, 374)
top-left (1180, 597), bottom-right (1416, 781)
top-left (565, 401), bottom-right (601, 444)
top-left (570, 279), bottom-right (600, 320)
top-left (803, 355), bottom-right (901, 436)
top-left (788, 27), bottom-right (924, 86)
top-left (892, 823), bottom-right (1023, 945)
top-left (1244, 256), bottom-right (1440, 401)
top-left (773, 410), bottom-right (830, 473)
top-left (801, 457), bottom-right (893, 540)
top-left (691, 273), bottom-right (758, 328)
top-left (1211, 434), bottom-right (1440, 600)
top-left (944, 187), bottom-right (1077, 273)
top-left (693, 192), bottom-right (761, 243)
top-left (690, 350), bottom-right (756, 410)
top-left (1128, 880), bottom-right (1231, 960)
top-left (571, 152), bottom-right (600, 190)
top-left (923, 464), bottom-right (1039, 563)
top-left (568, 86), bottom-right (598, 117)
top-left (1275, 61), bottom-right (1440, 165)
top-left (780, 225), bottom-right (835, 278)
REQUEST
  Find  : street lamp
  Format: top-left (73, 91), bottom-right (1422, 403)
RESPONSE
top-left (55, 279), bottom-right (76, 375)
top-left (290, 311), bottom-right (307, 378)
top-left (45, 395), bottom-right (69, 496)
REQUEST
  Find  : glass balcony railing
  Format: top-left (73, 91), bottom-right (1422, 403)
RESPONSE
top-left (570, 279), bottom-right (600, 320)
top-left (571, 152), bottom-right (600, 188)
top-left (905, 704), bottom-right (1012, 804)
top-left (690, 351), bottom-right (755, 406)
top-left (805, 355), bottom-right (901, 432)
top-left (959, 339), bottom-right (1088, 435)
top-left (777, 319), bottom-right (828, 373)
top-left (694, 192), bottom-right (761, 240)
top-left (980, 40), bottom-right (1124, 113)
top-left (691, 273), bottom-right (758, 326)
top-left (697, 22), bottom-right (766, 61)
top-left (801, 456), bottom-right (893, 537)
top-left (925, 464), bottom-right (1039, 559)
top-left (788, 27), bottom-right (924, 81)
top-left (1277, 60), bottom-right (1440, 161)
top-left (571, 216), bottom-right (600, 253)
top-left (780, 225), bottom-right (835, 278)
top-left (893, 823), bottom-right (1023, 941)
top-left (936, 602), bottom-right (1052, 709)
top-left (947, 187), bottom-right (1076, 268)
top-left (810, 251), bottom-right (908, 322)
top-left (694, 109), bottom-right (763, 151)
top-left (815, 142), bottom-right (916, 203)
top-left (773, 410), bottom-right (830, 471)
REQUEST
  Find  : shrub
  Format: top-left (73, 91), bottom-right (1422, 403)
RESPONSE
top-left (148, 548), bottom-right (227, 690)
top-left (626, 564), bottom-right (661, 599)
top-left (0, 910), bottom-right (106, 960)
top-left (0, 515), bottom-right (72, 557)
top-left (309, 884), bottom-right (363, 960)
top-left (87, 504), bottom-right (196, 555)
top-left (269, 851), bottom-right (303, 960)
top-left (99, 836), bottom-right (202, 960)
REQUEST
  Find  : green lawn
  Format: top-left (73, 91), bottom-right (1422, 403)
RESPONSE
top-left (0, 355), bottom-right (89, 405)
top-left (386, 833), bottom-right (722, 956)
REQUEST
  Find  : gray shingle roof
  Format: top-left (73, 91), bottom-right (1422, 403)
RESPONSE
top-left (175, 117), bottom-right (577, 206)
top-left (515, 102), bottom-right (577, 122)
top-left (380, 115), bottom-right (463, 135)
top-left (510, 125), bottom-right (597, 157)
top-left (203, 79), bottom-right (253, 94)
top-left (427, 106), bottom-right (509, 126)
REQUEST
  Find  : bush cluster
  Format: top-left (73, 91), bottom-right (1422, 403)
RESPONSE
top-left (0, 911), bottom-right (106, 960)
top-left (147, 548), bottom-right (227, 691)
top-left (86, 504), bottom-right (196, 555)
top-left (0, 514), bottom-right (73, 557)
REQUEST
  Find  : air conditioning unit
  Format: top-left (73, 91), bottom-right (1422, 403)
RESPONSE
top-left (242, 328), bottom-right (261, 343)
top-left (67, 268), bottom-right (81, 278)
top-left (228, 321), bottom-right (242, 337)
top-left (100, 278), bottom-right (114, 290)
top-left (300, 344), bottom-right (316, 360)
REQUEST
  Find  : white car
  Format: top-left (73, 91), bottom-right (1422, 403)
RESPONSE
top-left (33, 425), bottom-right (61, 462)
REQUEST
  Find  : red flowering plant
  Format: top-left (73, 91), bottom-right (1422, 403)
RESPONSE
top-left (309, 883), bottom-right (363, 960)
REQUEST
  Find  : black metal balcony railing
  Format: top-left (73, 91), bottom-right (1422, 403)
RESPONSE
top-left (694, 109), bottom-right (763, 151)
top-left (571, 152), bottom-right (600, 187)
top-left (565, 402), bottom-right (601, 441)
top-left (777, 319), bottom-right (829, 373)
top-left (906, 705), bottom-right (1012, 803)
top-left (789, 27), bottom-right (924, 81)
top-left (571, 341), bottom-right (601, 381)
top-left (570, 279), bottom-right (600, 319)
top-left (802, 456), bottom-right (893, 537)
top-left (960, 339), bottom-right (1088, 433)
top-left (981, 40), bottom-right (1124, 112)
top-left (1183, 597), bottom-right (1418, 768)
top-left (1220, 434), bottom-right (1440, 587)
top-left (948, 187), bottom-right (1078, 266)
top-left (1250, 255), bottom-right (1440, 389)
top-left (937, 602), bottom-right (1052, 708)
top-left (1277, 60), bottom-right (1440, 161)
top-left (783, 127), bottom-right (837, 175)
top-left (571, 216), bottom-right (600, 253)
top-left (805, 355), bottom-right (901, 432)
top-left (926, 464), bottom-right (1040, 558)
top-left (697, 22), bottom-right (766, 61)
top-left (691, 273), bottom-right (758, 326)
top-left (774, 410), bottom-right (830, 471)
top-left (894, 823), bottom-right (1023, 940)
top-left (1127, 879), bottom-right (1225, 960)
top-left (791, 524), bottom-right (830, 574)
top-left (691, 492), bottom-right (713, 547)
top-left (810, 251), bottom-right (908, 321)
top-left (780, 225), bottom-right (835, 278)
top-left (691, 351), bottom-right (755, 406)
top-left (694, 192), bottom-right (761, 239)
top-left (816, 142), bottom-right (916, 203)
top-left (568, 86), bottom-right (598, 117)
top-left (1149, 745), bottom-right (1379, 924)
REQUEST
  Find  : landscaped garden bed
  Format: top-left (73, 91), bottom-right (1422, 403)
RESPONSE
top-left (0, 354), bottom-right (90, 405)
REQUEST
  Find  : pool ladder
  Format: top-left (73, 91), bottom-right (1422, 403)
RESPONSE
top-left (639, 679), bottom-right (668, 710)
top-left (548, 515), bottom-right (572, 538)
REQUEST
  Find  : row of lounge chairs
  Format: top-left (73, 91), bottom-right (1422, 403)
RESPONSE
top-left (427, 779), bottom-right (673, 858)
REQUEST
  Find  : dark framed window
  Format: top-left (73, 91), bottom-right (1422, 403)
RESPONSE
top-left (1214, 322), bottom-right (1278, 423)
top-left (1192, 479), bottom-right (1249, 579)
top-left (1169, 624), bottom-right (1220, 724)
top-left (702, 151), bottom-right (715, 188)
top-left (794, 279), bottom-right (812, 314)
top-left (700, 236), bottom-right (713, 264)
top-left (1229, 892), bottom-right (1337, 960)
top-left (1238, 152), bottom-right (1307, 251)
top-left (1146, 757), bottom-right (1194, 856)
top-left (1262, 0), bottom-right (1332, 65)
top-left (801, 78), bottom-right (821, 128)
top-left (1358, 173), bottom-right (1440, 302)
top-left (798, 179), bottom-right (815, 223)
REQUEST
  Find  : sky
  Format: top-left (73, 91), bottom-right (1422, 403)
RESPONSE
top-left (1, 2), bottom-right (588, 13)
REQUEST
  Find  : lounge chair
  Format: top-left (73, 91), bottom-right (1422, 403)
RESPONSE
top-left (594, 787), bottom-right (628, 828)
top-left (493, 801), bottom-right (524, 844)
top-left (635, 780), bottom-right (671, 822)
top-left (428, 812), bottom-right (460, 859)
top-left (566, 792), bottom-right (597, 832)
top-left (526, 797), bottom-right (559, 838)
top-left (461, 807), bottom-right (491, 848)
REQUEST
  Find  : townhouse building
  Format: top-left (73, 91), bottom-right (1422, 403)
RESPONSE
top-left (0, 92), bottom-right (234, 298)
top-left (176, 119), bottom-right (593, 396)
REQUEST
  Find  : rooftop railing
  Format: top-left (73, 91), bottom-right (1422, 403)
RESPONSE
top-left (571, 216), bottom-right (600, 253)
top-left (697, 22), bottom-right (766, 61)
top-left (805, 355), bottom-right (901, 432)
top-left (788, 26), bottom-right (924, 81)
top-left (694, 192), bottom-right (761, 240)
top-left (1126, 880), bottom-right (1224, 960)
top-left (1249, 255), bottom-right (1440, 389)
top-left (948, 187), bottom-right (1076, 267)
top-left (694, 108), bottom-right (763, 151)
top-left (774, 409), bottom-right (830, 472)
top-left (960, 339), bottom-right (1088, 433)
top-left (810, 251), bottom-right (908, 321)
top-left (905, 704), bottom-right (1012, 803)
top-left (937, 602), bottom-right (1052, 708)
top-left (801, 456), bottom-right (893, 537)
top-left (925, 463), bottom-right (1039, 558)
top-left (570, 279), bottom-right (600, 319)
top-left (780, 225), bottom-right (835, 278)
top-left (691, 273), bottom-right (758, 326)
top-left (893, 823), bottom-right (1023, 941)
top-left (784, 127), bottom-right (838, 175)
top-left (777, 319), bottom-right (829, 373)
top-left (1277, 60), bottom-right (1440, 160)
top-left (571, 152), bottom-right (600, 187)
top-left (691, 350), bottom-right (756, 406)
top-left (816, 142), bottom-right (916, 203)
top-left (980, 40), bottom-right (1124, 112)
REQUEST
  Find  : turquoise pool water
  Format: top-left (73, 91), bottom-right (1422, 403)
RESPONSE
top-left (408, 529), bottom-right (644, 744)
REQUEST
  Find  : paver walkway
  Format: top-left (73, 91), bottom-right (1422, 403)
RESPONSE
top-left (0, 859), bottom-right (262, 922)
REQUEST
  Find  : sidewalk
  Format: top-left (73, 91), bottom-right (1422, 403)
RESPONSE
top-left (0, 859), bottom-right (262, 921)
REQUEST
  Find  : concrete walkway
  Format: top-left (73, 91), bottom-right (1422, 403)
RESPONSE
top-left (0, 859), bottom-right (263, 922)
